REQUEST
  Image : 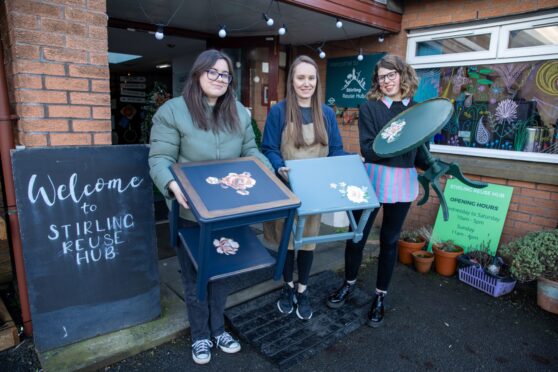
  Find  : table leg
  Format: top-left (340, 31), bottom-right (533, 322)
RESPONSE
top-left (196, 223), bottom-right (212, 301)
top-left (293, 215), bottom-right (307, 251)
top-left (353, 208), bottom-right (373, 243)
top-left (274, 209), bottom-right (296, 280)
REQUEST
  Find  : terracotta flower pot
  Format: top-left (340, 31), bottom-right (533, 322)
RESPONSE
top-left (398, 238), bottom-right (426, 265)
top-left (537, 276), bottom-right (558, 314)
top-left (412, 250), bottom-right (434, 273)
top-left (432, 243), bottom-right (464, 276)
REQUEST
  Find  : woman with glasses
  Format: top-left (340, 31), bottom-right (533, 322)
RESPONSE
top-left (261, 55), bottom-right (348, 321)
top-left (149, 49), bottom-right (272, 365)
top-left (327, 54), bottom-right (428, 328)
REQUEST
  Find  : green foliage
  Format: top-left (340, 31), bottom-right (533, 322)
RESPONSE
top-left (140, 82), bottom-right (171, 144)
top-left (498, 229), bottom-right (558, 282)
top-left (435, 240), bottom-right (462, 252)
top-left (400, 229), bottom-right (425, 243)
top-left (251, 118), bottom-right (262, 149)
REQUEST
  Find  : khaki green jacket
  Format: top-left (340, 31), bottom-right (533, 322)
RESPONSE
top-left (148, 96), bottom-right (272, 216)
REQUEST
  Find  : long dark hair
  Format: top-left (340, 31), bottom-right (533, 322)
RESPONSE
top-left (182, 49), bottom-right (240, 132)
top-left (366, 54), bottom-right (418, 101)
top-left (285, 55), bottom-right (328, 149)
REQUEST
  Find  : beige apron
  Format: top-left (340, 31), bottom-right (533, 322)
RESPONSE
top-left (263, 121), bottom-right (328, 251)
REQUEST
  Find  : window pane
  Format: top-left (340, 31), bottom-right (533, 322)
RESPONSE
top-left (416, 34), bottom-right (491, 56)
top-left (508, 25), bottom-right (558, 48)
top-left (414, 60), bottom-right (558, 154)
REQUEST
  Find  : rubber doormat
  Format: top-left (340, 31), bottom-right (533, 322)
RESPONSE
top-left (225, 270), bottom-right (372, 369)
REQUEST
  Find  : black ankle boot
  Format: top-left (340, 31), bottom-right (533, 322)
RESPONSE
top-left (367, 292), bottom-right (385, 328)
top-left (327, 281), bottom-right (355, 309)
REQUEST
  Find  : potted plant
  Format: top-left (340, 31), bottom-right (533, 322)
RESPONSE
top-left (412, 250), bottom-right (434, 273)
top-left (499, 229), bottom-right (558, 314)
top-left (432, 240), bottom-right (464, 276)
top-left (398, 228), bottom-right (427, 265)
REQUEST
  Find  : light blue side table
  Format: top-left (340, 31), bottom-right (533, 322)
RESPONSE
top-left (285, 154), bottom-right (380, 250)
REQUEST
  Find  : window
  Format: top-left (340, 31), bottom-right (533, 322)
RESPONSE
top-left (407, 12), bottom-right (558, 163)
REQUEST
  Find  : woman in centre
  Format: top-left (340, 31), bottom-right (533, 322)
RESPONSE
top-left (262, 55), bottom-right (348, 320)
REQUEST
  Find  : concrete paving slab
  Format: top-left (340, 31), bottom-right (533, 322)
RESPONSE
top-left (37, 283), bottom-right (187, 372)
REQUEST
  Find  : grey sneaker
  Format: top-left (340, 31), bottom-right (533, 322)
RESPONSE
top-left (214, 331), bottom-right (241, 353)
top-left (192, 339), bottom-right (213, 365)
top-left (277, 283), bottom-right (295, 314)
top-left (295, 289), bottom-right (313, 320)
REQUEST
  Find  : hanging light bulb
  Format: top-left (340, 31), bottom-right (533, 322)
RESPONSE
top-left (278, 24), bottom-right (287, 36)
top-left (335, 19), bottom-right (343, 28)
top-left (155, 25), bottom-right (164, 40)
top-left (218, 25), bottom-right (227, 38)
top-left (318, 47), bottom-right (326, 59)
top-left (378, 32), bottom-right (385, 43)
top-left (262, 13), bottom-right (274, 26)
top-left (357, 48), bottom-right (364, 61)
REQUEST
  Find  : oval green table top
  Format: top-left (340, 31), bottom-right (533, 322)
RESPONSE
top-left (373, 98), bottom-right (454, 158)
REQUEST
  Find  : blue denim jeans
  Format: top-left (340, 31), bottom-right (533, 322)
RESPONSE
top-left (175, 234), bottom-right (229, 342)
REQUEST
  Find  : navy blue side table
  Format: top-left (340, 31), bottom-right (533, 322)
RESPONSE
top-left (170, 157), bottom-right (300, 300)
top-left (285, 154), bottom-right (380, 250)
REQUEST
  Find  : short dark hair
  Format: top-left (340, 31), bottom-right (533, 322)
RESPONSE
top-left (182, 49), bottom-right (240, 132)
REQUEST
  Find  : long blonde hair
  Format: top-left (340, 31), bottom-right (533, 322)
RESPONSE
top-left (366, 54), bottom-right (418, 101)
top-left (284, 55), bottom-right (328, 149)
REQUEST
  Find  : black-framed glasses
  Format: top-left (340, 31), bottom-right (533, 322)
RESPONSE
top-left (206, 69), bottom-right (233, 83)
top-left (377, 71), bottom-right (398, 83)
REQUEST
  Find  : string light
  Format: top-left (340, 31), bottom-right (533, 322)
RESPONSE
top-left (262, 13), bottom-right (274, 26)
top-left (336, 19), bottom-right (343, 28)
top-left (278, 24), bottom-right (287, 35)
top-left (218, 25), bottom-right (227, 38)
top-left (318, 47), bottom-right (326, 59)
top-left (139, 0), bottom-right (185, 41)
top-left (357, 48), bottom-right (364, 61)
top-left (155, 25), bottom-right (164, 40)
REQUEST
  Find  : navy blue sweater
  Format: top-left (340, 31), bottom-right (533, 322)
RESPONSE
top-left (261, 100), bottom-right (348, 171)
top-left (359, 99), bottom-right (429, 169)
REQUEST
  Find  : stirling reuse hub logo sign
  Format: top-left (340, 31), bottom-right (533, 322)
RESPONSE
top-left (325, 53), bottom-right (384, 108)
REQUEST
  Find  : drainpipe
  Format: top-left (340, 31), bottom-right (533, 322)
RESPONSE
top-left (0, 39), bottom-right (32, 336)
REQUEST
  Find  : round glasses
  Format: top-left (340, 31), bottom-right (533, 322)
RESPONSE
top-left (377, 71), bottom-right (398, 83)
top-left (206, 69), bottom-right (233, 84)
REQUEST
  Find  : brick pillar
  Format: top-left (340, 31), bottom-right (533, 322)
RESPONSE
top-left (1, 0), bottom-right (110, 147)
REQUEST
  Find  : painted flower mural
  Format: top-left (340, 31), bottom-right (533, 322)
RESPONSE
top-left (206, 172), bottom-right (256, 195)
top-left (213, 237), bottom-right (239, 255)
top-left (494, 99), bottom-right (518, 123)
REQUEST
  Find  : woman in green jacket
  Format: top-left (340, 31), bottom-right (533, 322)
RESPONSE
top-left (149, 49), bottom-right (271, 365)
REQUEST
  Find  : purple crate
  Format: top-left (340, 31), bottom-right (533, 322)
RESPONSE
top-left (458, 265), bottom-right (516, 298)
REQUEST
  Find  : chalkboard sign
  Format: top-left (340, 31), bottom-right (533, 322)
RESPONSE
top-left (11, 145), bottom-right (160, 352)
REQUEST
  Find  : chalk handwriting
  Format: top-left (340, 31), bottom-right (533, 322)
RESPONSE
top-left (28, 173), bottom-right (143, 206)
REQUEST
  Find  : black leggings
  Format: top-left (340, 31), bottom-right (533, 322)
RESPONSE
top-left (283, 250), bottom-right (314, 286)
top-left (344, 202), bottom-right (411, 291)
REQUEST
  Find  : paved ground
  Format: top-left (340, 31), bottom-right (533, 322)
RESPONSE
top-left (2, 253), bottom-right (557, 372)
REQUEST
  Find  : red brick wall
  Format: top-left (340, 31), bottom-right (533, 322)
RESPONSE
top-left (0, 0), bottom-right (110, 147)
top-left (403, 0), bottom-right (558, 30)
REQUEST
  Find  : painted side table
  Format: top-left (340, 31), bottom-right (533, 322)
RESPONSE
top-left (373, 98), bottom-right (487, 221)
top-left (285, 154), bottom-right (380, 250)
top-left (170, 157), bottom-right (300, 300)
